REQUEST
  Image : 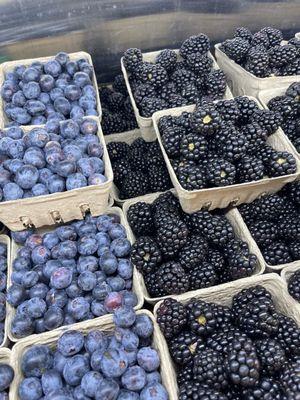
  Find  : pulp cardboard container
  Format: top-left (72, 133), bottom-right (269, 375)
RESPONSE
top-left (0, 235), bottom-right (10, 348)
top-left (123, 190), bottom-right (265, 305)
top-left (10, 309), bottom-right (177, 400)
top-left (0, 117), bottom-right (113, 231)
top-left (152, 97), bottom-right (300, 213)
top-left (215, 43), bottom-right (300, 97)
top-left (121, 49), bottom-right (233, 140)
top-left (153, 273), bottom-right (300, 398)
top-left (7, 206), bottom-right (144, 343)
top-left (0, 51), bottom-right (102, 128)
top-left (296, 32), bottom-right (300, 40)
top-left (281, 264), bottom-right (300, 287)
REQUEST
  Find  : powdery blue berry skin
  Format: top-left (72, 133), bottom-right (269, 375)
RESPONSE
top-left (100, 348), bottom-right (129, 378)
top-left (95, 378), bottom-right (120, 400)
top-left (117, 259), bottom-right (133, 280)
top-left (15, 165), bottom-right (39, 189)
top-left (46, 288), bottom-right (68, 309)
top-left (67, 296), bottom-right (90, 321)
top-left (80, 371), bottom-right (103, 397)
top-left (43, 232), bottom-right (60, 250)
top-left (78, 271), bottom-right (97, 292)
top-left (109, 224), bottom-right (127, 240)
top-left (63, 354), bottom-right (89, 386)
top-left (43, 305), bottom-right (64, 331)
top-left (41, 369), bottom-right (63, 395)
top-left (66, 172), bottom-right (87, 190)
top-left (18, 377), bottom-right (43, 400)
top-left (31, 245), bottom-right (51, 265)
top-left (114, 306), bottom-right (136, 328)
top-left (121, 365), bottom-right (147, 392)
top-left (3, 182), bottom-right (23, 200)
top-left (91, 299), bottom-right (106, 317)
top-left (0, 364), bottom-right (14, 392)
top-left (118, 389), bottom-right (140, 400)
top-left (107, 276), bottom-right (126, 292)
top-left (99, 251), bottom-right (118, 275)
top-left (50, 267), bottom-right (73, 289)
top-left (104, 291), bottom-right (123, 313)
top-left (140, 383), bottom-right (168, 400)
top-left (133, 315), bottom-right (154, 339)
top-left (146, 371), bottom-right (162, 385)
top-left (57, 331), bottom-right (84, 357)
top-left (111, 238), bottom-right (131, 258)
top-left (77, 235), bottom-right (98, 256)
top-left (137, 347), bottom-right (160, 372)
top-left (27, 297), bottom-right (47, 318)
top-left (21, 345), bottom-right (53, 378)
top-left (21, 270), bottom-right (39, 288)
top-left (85, 330), bottom-right (108, 354)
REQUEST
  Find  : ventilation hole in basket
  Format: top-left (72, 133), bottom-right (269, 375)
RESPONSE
top-left (80, 204), bottom-right (90, 217)
top-left (201, 202), bottom-right (212, 211)
top-left (20, 216), bottom-right (35, 229)
top-left (50, 211), bottom-right (63, 224)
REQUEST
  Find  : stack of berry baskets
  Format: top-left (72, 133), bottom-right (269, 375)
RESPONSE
top-left (258, 81), bottom-right (300, 156)
top-left (10, 309), bottom-right (177, 400)
top-left (152, 96), bottom-right (300, 213)
top-left (6, 206), bottom-right (144, 344)
top-left (215, 27), bottom-right (300, 97)
top-left (0, 347), bottom-right (14, 398)
top-left (123, 190), bottom-right (265, 304)
top-left (153, 273), bottom-right (300, 399)
top-left (121, 34), bottom-right (233, 140)
top-left (0, 234), bottom-right (10, 348)
top-left (0, 117), bottom-right (113, 231)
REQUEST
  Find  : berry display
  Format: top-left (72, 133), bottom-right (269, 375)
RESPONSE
top-left (123, 34), bottom-right (227, 118)
top-left (157, 285), bottom-right (300, 399)
top-left (238, 182), bottom-right (300, 266)
top-left (128, 191), bottom-right (258, 298)
top-left (17, 308), bottom-right (168, 400)
top-left (0, 243), bottom-right (7, 345)
top-left (158, 97), bottom-right (296, 190)
top-left (107, 137), bottom-right (172, 199)
top-left (8, 212), bottom-right (136, 338)
top-left (220, 27), bottom-right (300, 78)
top-left (1, 52), bottom-right (98, 125)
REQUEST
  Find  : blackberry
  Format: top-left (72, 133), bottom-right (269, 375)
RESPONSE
top-left (168, 94), bottom-right (188, 108)
top-left (140, 97), bottom-right (168, 117)
top-left (288, 37), bottom-right (300, 56)
top-left (268, 95), bottom-right (298, 119)
top-left (253, 194), bottom-right (286, 221)
top-left (185, 53), bottom-right (213, 75)
top-left (155, 261), bottom-right (190, 295)
top-left (262, 241), bottom-right (292, 265)
top-left (255, 338), bottom-right (286, 375)
top-left (193, 349), bottom-right (228, 390)
top-left (106, 91), bottom-right (125, 111)
top-left (277, 313), bottom-right (300, 356)
top-left (157, 219), bottom-right (189, 258)
top-left (133, 83), bottom-right (156, 105)
top-left (235, 96), bottom-right (259, 124)
top-left (206, 158), bottom-right (236, 187)
top-left (214, 130), bottom-right (248, 162)
top-left (251, 32), bottom-right (269, 49)
top-left (181, 83), bottom-right (201, 104)
top-left (205, 70), bottom-right (227, 100)
top-left (281, 217), bottom-right (300, 241)
top-left (190, 262), bottom-right (218, 290)
top-left (187, 300), bottom-right (224, 337)
top-left (174, 111), bottom-right (194, 133)
top-left (227, 252), bottom-right (258, 280)
top-left (130, 137), bottom-right (149, 153)
top-left (131, 236), bottom-right (162, 275)
top-left (191, 104), bottom-right (222, 135)
top-left (244, 51), bottom-right (270, 77)
top-left (140, 63), bottom-right (168, 88)
top-left (102, 109), bottom-right (127, 134)
top-left (152, 190), bottom-right (181, 214)
top-left (144, 273), bottom-right (165, 297)
top-left (155, 49), bottom-right (177, 71)
top-left (127, 201), bottom-right (154, 236)
top-left (180, 34), bottom-right (210, 59)
top-left (269, 44), bottom-right (297, 67)
top-left (148, 165), bottom-right (172, 193)
top-left (112, 74), bottom-right (127, 95)
top-left (180, 133), bottom-right (208, 162)
top-left (216, 99), bottom-right (240, 124)
top-left (242, 378), bottom-right (283, 400)
top-left (123, 48), bottom-right (143, 72)
top-left (261, 27), bottom-right (283, 47)
top-left (222, 238), bottom-right (250, 259)
top-left (207, 327), bottom-right (248, 355)
top-left (171, 68), bottom-right (196, 91)
top-left (158, 82), bottom-right (178, 102)
top-left (121, 171), bottom-right (149, 199)
top-left (208, 249), bottom-right (226, 274)
top-left (179, 381), bottom-right (228, 400)
top-left (288, 270), bottom-right (300, 302)
top-left (177, 361), bottom-right (194, 387)
top-left (156, 298), bottom-right (187, 339)
top-left (290, 242), bottom-right (300, 260)
top-left (221, 37), bottom-right (250, 62)
top-left (247, 220), bottom-right (278, 248)
top-left (129, 147), bottom-right (148, 172)
top-left (169, 331), bottom-right (204, 365)
top-left (161, 125), bottom-right (185, 158)
top-left (225, 336), bottom-right (260, 388)
top-left (281, 58), bottom-right (300, 76)
top-left (178, 236), bottom-right (209, 270)
top-left (280, 358), bottom-right (300, 398)
top-left (264, 150), bottom-right (297, 177)
top-left (286, 81), bottom-right (300, 101)
top-left (232, 286), bottom-right (279, 338)
top-left (234, 27), bottom-right (252, 42)
top-left (112, 158), bottom-right (131, 186)
top-left (236, 156), bottom-right (264, 182)
top-left (240, 122), bottom-right (268, 152)
top-left (146, 141), bottom-right (166, 167)
top-left (251, 109), bottom-right (283, 135)
top-left (177, 164), bottom-right (207, 191)
top-left (107, 142), bottom-right (130, 161)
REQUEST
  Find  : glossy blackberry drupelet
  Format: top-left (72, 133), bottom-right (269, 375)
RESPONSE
top-left (241, 377), bottom-right (284, 400)
top-left (280, 358), bottom-right (300, 398)
top-left (288, 270), bottom-right (300, 302)
top-left (276, 313), bottom-right (300, 357)
top-left (179, 381), bottom-right (228, 400)
top-left (251, 109), bottom-right (283, 135)
top-left (206, 327), bottom-right (247, 356)
top-left (127, 202), bottom-right (154, 237)
top-left (221, 37), bottom-right (251, 62)
top-left (262, 241), bottom-right (292, 265)
top-left (193, 348), bottom-right (228, 390)
top-left (269, 44), bottom-right (298, 67)
top-left (180, 34), bottom-right (210, 58)
top-left (247, 220), bottom-right (278, 248)
top-left (178, 236), bottom-right (209, 271)
top-left (255, 338), bottom-right (286, 375)
top-left (190, 105), bottom-right (222, 136)
top-left (156, 49), bottom-right (177, 71)
top-left (130, 236), bottom-right (162, 275)
top-left (154, 261), bottom-right (190, 296)
top-left (123, 48), bottom-right (143, 72)
top-left (205, 70), bottom-right (227, 100)
top-left (244, 50), bottom-right (270, 77)
top-left (157, 219), bottom-right (189, 258)
top-left (234, 27), bottom-right (253, 42)
top-left (120, 171), bottom-right (149, 199)
top-left (161, 125), bottom-right (185, 158)
top-left (215, 99), bottom-right (240, 124)
top-left (206, 158), bottom-right (237, 187)
top-left (179, 133), bottom-right (208, 162)
top-left (107, 142), bottom-right (130, 161)
top-left (177, 361), bottom-right (194, 387)
top-left (156, 298), bottom-right (187, 339)
top-left (169, 331), bottom-right (204, 365)
top-left (189, 262), bottom-right (218, 290)
top-left (140, 97), bottom-right (167, 117)
top-left (177, 164), bottom-right (207, 191)
top-left (236, 156), bottom-right (264, 182)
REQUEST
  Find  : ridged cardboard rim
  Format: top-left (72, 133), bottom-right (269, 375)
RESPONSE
top-left (153, 273), bottom-right (300, 399)
top-left (151, 96), bottom-right (300, 212)
top-left (0, 116), bottom-right (114, 231)
top-left (281, 264), bottom-right (300, 284)
top-left (9, 309), bottom-right (177, 400)
top-left (0, 51), bottom-right (102, 128)
top-left (7, 206), bottom-right (144, 344)
top-left (0, 234), bottom-right (10, 349)
top-left (122, 190), bottom-right (265, 305)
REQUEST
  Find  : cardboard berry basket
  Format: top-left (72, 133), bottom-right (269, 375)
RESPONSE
top-left (7, 206), bottom-right (144, 343)
top-left (281, 264), bottom-right (300, 286)
top-left (0, 51), bottom-right (102, 128)
top-left (0, 117), bottom-right (113, 231)
top-left (214, 43), bottom-right (300, 97)
top-left (296, 32), bottom-right (300, 40)
top-left (10, 309), bottom-right (177, 400)
top-left (121, 49), bottom-right (233, 141)
top-left (152, 97), bottom-right (300, 213)
top-left (0, 234), bottom-right (11, 348)
top-left (153, 273), bottom-right (300, 398)
top-left (122, 190), bottom-right (265, 305)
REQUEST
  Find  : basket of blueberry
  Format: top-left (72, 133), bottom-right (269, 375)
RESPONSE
top-left (0, 348), bottom-right (14, 398)
top-left (154, 273), bottom-right (300, 399)
top-left (121, 34), bottom-right (232, 139)
top-left (152, 96), bottom-right (300, 213)
top-left (215, 27), bottom-right (300, 97)
top-left (0, 117), bottom-right (113, 230)
top-left (0, 51), bottom-right (101, 128)
top-left (10, 309), bottom-right (175, 400)
top-left (0, 236), bottom-right (10, 348)
top-left (7, 208), bottom-right (144, 342)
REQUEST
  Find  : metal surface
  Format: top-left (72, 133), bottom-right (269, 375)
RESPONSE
top-left (0, 0), bottom-right (299, 83)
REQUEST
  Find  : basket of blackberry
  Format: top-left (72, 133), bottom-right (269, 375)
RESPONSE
top-left (106, 133), bottom-right (172, 202)
top-left (121, 34), bottom-right (232, 139)
top-left (123, 190), bottom-right (264, 304)
top-left (154, 273), bottom-right (300, 400)
top-left (281, 266), bottom-right (300, 306)
top-left (152, 96), bottom-right (300, 213)
top-left (99, 74), bottom-right (138, 135)
top-left (258, 81), bottom-right (300, 155)
top-left (215, 27), bottom-right (300, 97)
top-left (237, 180), bottom-right (300, 271)
top-left (0, 348), bottom-right (14, 398)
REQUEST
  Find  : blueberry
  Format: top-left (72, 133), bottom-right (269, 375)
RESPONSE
top-left (111, 238), bottom-right (131, 257)
top-left (104, 292), bottom-right (123, 313)
top-left (85, 330), bottom-right (108, 354)
top-left (54, 97), bottom-right (71, 116)
top-left (63, 144), bottom-right (82, 162)
top-left (107, 276), bottom-right (125, 292)
top-left (73, 385), bottom-right (90, 400)
top-left (43, 259), bottom-right (62, 279)
top-left (66, 61), bottom-right (79, 76)
top-left (118, 390), bottom-right (140, 400)
top-left (53, 351), bottom-right (67, 374)
top-left (31, 245), bottom-right (51, 265)
top-left (64, 85), bottom-right (81, 101)
top-left (15, 165), bottom-right (39, 189)
top-left (82, 85), bottom-right (96, 97)
top-left (1, 80), bottom-right (18, 102)
top-left (50, 267), bottom-right (73, 289)
top-left (66, 173), bottom-right (87, 190)
top-left (14, 64), bottom-right (26, 78)
top-left (140, 383), bottom-right (168, 400)
top-left (8, 107), bottom-right (31, 124)
top-left (137, 347), bottom-right (160, 372)
top-left (99, 251), bottom-right (118, 275)
top-left (38, 167), bottom-right (53, 185)
top-left (0, 257), bottom-right (7, 273)
top-left (42, 232), bottom-right (59, 250)
top-left (146, 371), bottom-right (161, 385)
top-left (80, 371), bottom-right (103, 397)
top-left (27, 297), bottom-right (47, 318)
top-left (23, 82), bottom-right (41, 100)
top-left (39, 92), bottom-right (51, 105)
top-left (121, 365), bottom-right (147, 392)
top-left (21, 345), bottom-right (53, 378)
top-left (80, 119), bottom-right (98, 136)
top-left (31, 115), bottom-right (47, 125)
top-left (57, 330), bottom-right (84, 356)
top-left (76, 223), bottom-right (97, 238)
top-left (43, 306), bottom-right (64, 330)
top-left (24, 100), bottom-right (46, 116)
top-left (18, 377), bottom-right (43, 400)
top-left (91, 299), bottom-right (106, 316)
top-left (55, 78), bottom-right (69, 89)
top-left (45, 118), bottom-right (60, 134)
top-left (25, 234), bottom-right (43, 249)
top-left (70, 105), bottom-right (85, 121)
top-left (63, 355), bottom-right (89, 386)
top-left (50, 87), bottom-right (64, 102)
top-left (0, 137), bottom-right (13, 156)
top-left (47, 175), bottom-right (66, 193)
top-left (117, 259), bottom-right (133, 280)
top-left (67, 296), bottom-right (90, 320)
top-left (118, 328), bottom-right (139, 352)
top-left (92, 282), bottom-right (111, 301)
top-left (41, 369), bottom-right (63, 395)
top-left (4, 159), bottom-right (23, 175)
top-left (87, 142), bottom-right (103, 158)
top-left (65, 280), bottom-right (83, 298)
top-left (78, 271), bottom-right (97, 291)
top-left (3, 182), bottom-right (24, 200)
top-left (21, 270), bottom-right (39, 288)
top-left (46, 288), bottom-right (68, 308)
top-left (76, 256), bottom-right (97, 273)
top-left (22, 67), bottom-right (41, 83)
top-left (12, 90), bottom-right (26, 107)
top-left (109, 224), bottom-right (126, 240)
top-left (96, 378), bottom-right (120, 400)
top-left (0, 364), bottom-right (14, 391)
top-left (114, 306), bottom-right (136, 328)
top-left (78, 235), bottom-right (98, 256)
top-left (39, 74), bottom-right (55, 92)
top-left (44, 60), bottom-right (62, 77)
top-left (79, 62), bottom-right (93, 77)
top-left (27, 127), bottom-right (49, 148)
top-left (29, 283), bottom-right (48, 299)
top-left (133, 315), bottom-right (153, 339)
top-left (7, 284), bottom-right (27, 307)
top-left (79, 95), bottom-right (96, 111)
top-left (59, 119), bottom-right (80, 139)
top-left (23, 147), bottom-right (46, 168)
top-left (73, 72), bottom-right (91, 88)
top-left (88, 173), bottom-right (107, 187)
top-left (32, 183), bottom-right (49, 196)
top-left (0, 272), bottom-right (6, 292)
top-left (77, 158), bottom-right (96, 177)
top-left (0, 169), bottom-right (11, 188)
